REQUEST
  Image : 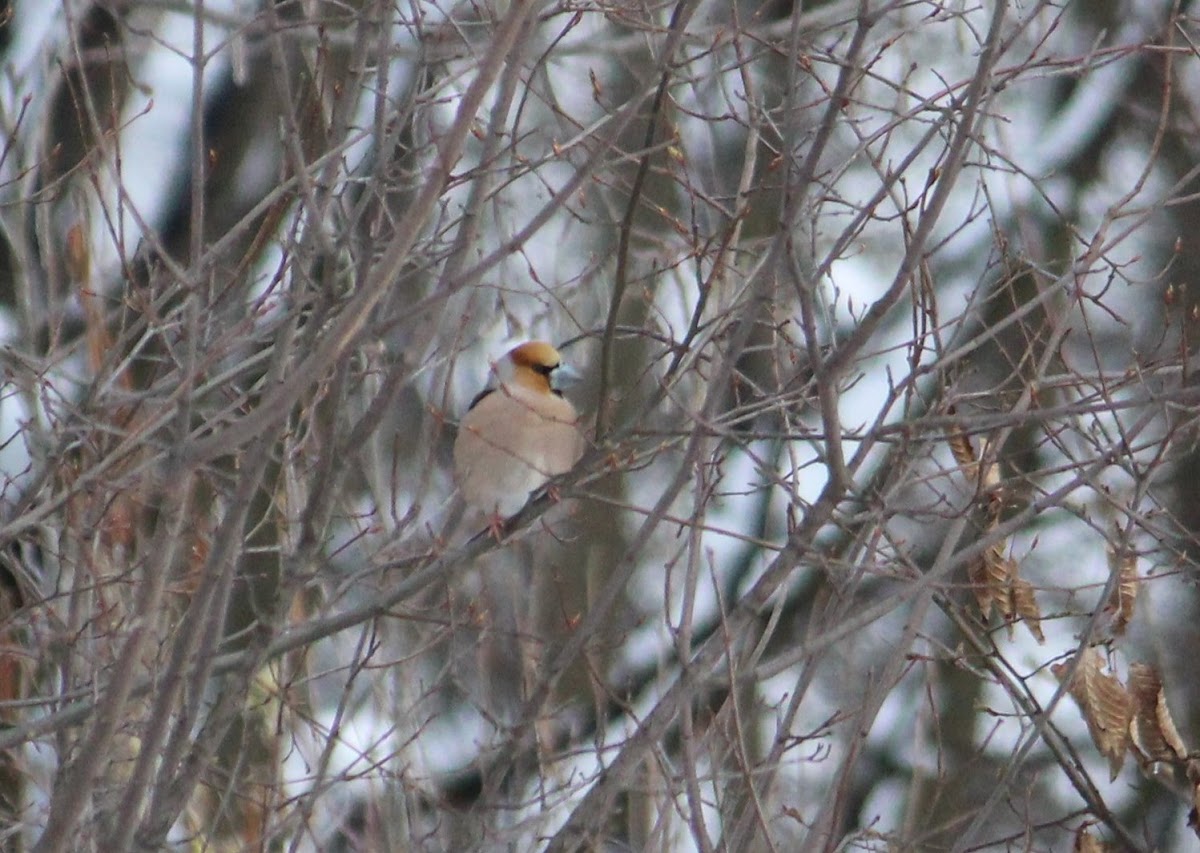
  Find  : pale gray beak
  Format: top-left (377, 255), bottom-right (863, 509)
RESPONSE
top-left (551, 362), bottom-right (582, 391)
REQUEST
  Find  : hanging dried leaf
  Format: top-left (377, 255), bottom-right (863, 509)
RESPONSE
top-left (1010, 576), bottom-right (1044, 643)
top-left (967, 554), bottom-right (994, 614)
top-left (945, 422), bottom-right (1001, 492)
top-left (970, 544), bottom-right (1043, 643)
top-left (947, 422), bottom-right (976, 469)
top-left (1104, 546), bottom-right (1138, 635)
top-left (970, 544), bottom-right (1012, 617)
top-left (1156, 688), bottom-right (1188, 761)
top-left (1073, 826), bottom-right (1117, 852)
top-left (1083, 651), bottom-right (1133, 778)
top-left (949, 418), bottom-right (1040, 639)
top-left (1054, 648), bottom-right (1132, 780)
top-left (1128, 663), bottom-right (1173, 764)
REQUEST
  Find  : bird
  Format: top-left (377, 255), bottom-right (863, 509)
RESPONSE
top-left (453, 341), bottom-right (586, 533)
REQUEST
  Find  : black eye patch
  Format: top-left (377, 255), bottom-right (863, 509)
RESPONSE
top-left (533, 363), bottom-right (557, 377)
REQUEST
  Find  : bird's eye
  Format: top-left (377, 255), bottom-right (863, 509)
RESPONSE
top-left (533, 363), bottom-right (556, 377)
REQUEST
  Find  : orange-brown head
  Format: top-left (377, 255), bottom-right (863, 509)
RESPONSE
top-left (498, 341), bottom-right (580, 395)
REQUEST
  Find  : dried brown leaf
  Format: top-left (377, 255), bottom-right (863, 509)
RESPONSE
top-left (1105, 547), bottom-right (1138, 635)
top-left (968, 556), bottom-right (994, 615)
top-left (980, 545), bottom-right (1015, 619)
top-left (1157, 689), bottom-right (1188, 761)
top-left (972, 545), bottom-right (1042, 642)
top-left (951, 420), bottom-right (1030, 635)
top-left (1128, 663), bottom-right (1172, 763)
top-left (1073, 827), bottom-right (1116, 852)
top-left (1081, 649), bottom-right (1132, 779)
top-left (948, 425), bottom-right (975, 469)
top-left (946, 424), bottom-right (1001, 491)
top-left (950, 423), bottom-right (1039, 640)
top-left (1056, 648), bottom-right (1132, 780)
top-left (1010, 576), bottom-right (1044, 643)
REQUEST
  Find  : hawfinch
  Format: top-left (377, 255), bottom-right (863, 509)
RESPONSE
top-left (453, 341), bottom-right (586, 523)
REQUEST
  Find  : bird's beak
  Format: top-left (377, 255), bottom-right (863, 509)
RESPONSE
top-left (552, 362), bottom-right (583, 391)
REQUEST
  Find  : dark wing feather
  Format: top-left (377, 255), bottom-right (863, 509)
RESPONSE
top-left (466, 387), bottom-right (495, 412)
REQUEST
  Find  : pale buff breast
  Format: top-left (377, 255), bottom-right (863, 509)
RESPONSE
top-left (454, 383), bottom-right (585, 517)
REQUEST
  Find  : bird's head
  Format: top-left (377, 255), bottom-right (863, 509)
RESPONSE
top-left (497, 341), bottom-right (581, 396)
